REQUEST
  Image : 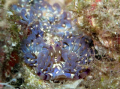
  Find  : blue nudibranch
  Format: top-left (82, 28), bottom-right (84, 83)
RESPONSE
top-left (13, 0), bottom-right (95, 80)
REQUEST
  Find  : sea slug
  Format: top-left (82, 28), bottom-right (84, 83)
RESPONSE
top-left (13, 0), bottom-right (95, 80)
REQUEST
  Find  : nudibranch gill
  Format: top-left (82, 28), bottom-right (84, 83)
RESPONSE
top-left (13, 0), bottom-right (95, 80)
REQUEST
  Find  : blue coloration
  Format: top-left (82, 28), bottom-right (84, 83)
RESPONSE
top-left (13, 0), bottom-right (95, 80)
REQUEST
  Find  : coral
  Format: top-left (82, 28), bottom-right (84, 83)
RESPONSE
top-left (0, 1), bottom-right (23, 89)
top-left (0, 79), bottom-right (16, 89)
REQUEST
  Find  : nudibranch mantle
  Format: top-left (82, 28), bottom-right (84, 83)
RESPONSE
top-left (13, 0), bottom-right (95, 80)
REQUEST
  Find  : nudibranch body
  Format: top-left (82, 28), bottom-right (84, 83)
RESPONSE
top-left (13, 0), bottom-right (95, 80)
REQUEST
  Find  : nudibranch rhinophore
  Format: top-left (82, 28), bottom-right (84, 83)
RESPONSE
top-left (13, 0), bottom-right (95, 80)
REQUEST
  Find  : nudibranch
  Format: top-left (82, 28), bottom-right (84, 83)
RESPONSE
top-left (13, 0), bottom-right (95, 80)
